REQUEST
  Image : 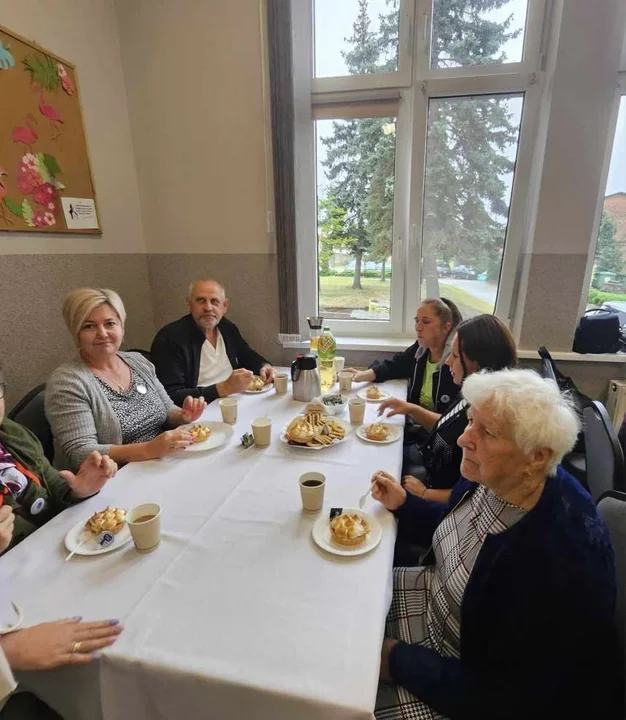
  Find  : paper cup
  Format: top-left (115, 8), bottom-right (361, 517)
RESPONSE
top-left (219, 397), bottom-right (238, 424)
top-left (349, 397), bottom-right (366, 424)
top-left (299, 472), bottom-right (326, 513)
top-left (338, 371), bottom-right (353, 392)
top-left (127, 503), bottom-right (161, 553)
top-left (274, 373), bottom-right (288, 394)
top-left (252, 417), bottom-right (272, 447)
top-left (334, 357), bottom-right (345, 374)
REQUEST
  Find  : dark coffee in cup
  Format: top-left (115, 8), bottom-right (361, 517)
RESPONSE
top-left (302, 480), bottom-right (323, 487)
top-left (133, 514), bottom-right (156, 523)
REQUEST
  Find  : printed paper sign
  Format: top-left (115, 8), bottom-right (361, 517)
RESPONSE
top-left (61, 197), bottom-right (99, 230)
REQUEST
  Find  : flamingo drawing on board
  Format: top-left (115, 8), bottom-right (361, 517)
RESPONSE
top-left (0, 170), bottom-right (15, 225)
top-left (38, 91), bottom-right (63, 140)
top-left (12, 114), bottom-right (38, 152)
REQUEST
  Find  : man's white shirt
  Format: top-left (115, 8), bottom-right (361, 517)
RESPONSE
top-left (197, 331), bottom-right (233, 388)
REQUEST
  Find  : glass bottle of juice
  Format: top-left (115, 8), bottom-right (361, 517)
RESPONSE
top-left (317, 327), bottom-right (336, 391)
top-left (307, 316), bottom-right (323, 355)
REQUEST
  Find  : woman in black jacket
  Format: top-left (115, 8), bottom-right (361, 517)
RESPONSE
top-left (349, 298), bottom-right (462, 444)
top-left (379, 314), bottom-right (517, 504)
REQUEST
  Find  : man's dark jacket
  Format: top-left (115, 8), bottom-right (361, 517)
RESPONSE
top-left (151, 314), bottom-right (269, 404)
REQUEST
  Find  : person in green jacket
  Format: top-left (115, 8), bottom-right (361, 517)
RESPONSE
top-left (0, 369), bottom-right (117, 552)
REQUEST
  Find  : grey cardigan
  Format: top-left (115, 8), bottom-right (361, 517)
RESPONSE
top-left (45, 351), bottom-right (176, 471)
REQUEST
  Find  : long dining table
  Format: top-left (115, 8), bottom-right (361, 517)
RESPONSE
top-left (1, 374), bottom-right (407, 720)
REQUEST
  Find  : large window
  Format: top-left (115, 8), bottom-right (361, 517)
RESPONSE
top-left (586, 86), bottom-right (626, 318)
top-left (293, 0), bottom-right (546, 337)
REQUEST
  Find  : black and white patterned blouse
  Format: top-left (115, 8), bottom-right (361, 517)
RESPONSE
top-left (428, 484), bottom-right (526, 657)
top-left (95, 369), bottom-right (169, 444)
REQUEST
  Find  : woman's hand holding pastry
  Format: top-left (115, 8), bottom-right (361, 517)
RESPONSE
top-left (180, 396), bottom-right (206, 423)
top-left (371, 471), bottom-right (406, 511)
top-left (377, 398), bottom-right (412, 418)
top-left (149, 428), bottom-right (193, 457)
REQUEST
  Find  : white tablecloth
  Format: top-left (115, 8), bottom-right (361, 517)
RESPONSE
top-left (2, 377), bottom-right (407, 720)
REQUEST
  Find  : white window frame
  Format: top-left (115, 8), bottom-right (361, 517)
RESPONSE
top-left (312, 0), bottom-right (416, 94)
top-left (293, 0), bottom-right (550, 340)
top-left (578, 71), bottom-right (626, 319)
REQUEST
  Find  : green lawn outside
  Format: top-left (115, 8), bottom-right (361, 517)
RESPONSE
top-left (319, 275), bottom-right (493, 318)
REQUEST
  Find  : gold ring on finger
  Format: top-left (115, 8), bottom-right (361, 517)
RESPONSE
top-left (72, 641), bottom-right (82, 654)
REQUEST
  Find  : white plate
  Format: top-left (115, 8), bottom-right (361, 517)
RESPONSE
top-left (245, 383), bottom-right (274, 394)
top-left (179, 422), bottom-right (234, 452)
top-left (64, 517), bottom-right (132, 556)
top-left (280, 417), bottom-right (349, 451)
top-left (357, 387), bottom-right (391, 403)
top-left (312, 509), bottom-right (382, 557)
top-left (355, 423), bottom-right (403, 444)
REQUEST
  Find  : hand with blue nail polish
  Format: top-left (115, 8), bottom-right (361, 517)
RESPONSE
top-left (0, 617), bottom-right (123, 670)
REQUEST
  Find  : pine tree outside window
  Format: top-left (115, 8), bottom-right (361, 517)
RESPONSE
top-left (292, 0), bottom-right (548, 338)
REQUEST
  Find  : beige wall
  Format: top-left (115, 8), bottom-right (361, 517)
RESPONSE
top-left (114, 0), bottom-right (281, 367)
top-left (0, 0), bottom-right (151, 407)
top-left (115, 0), bottom-right (273, 255)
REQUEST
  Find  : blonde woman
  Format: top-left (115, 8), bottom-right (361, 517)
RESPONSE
top-left (46, 288), bottom-right (206, 471)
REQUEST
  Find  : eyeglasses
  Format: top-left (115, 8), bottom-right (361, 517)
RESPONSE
top-left (0, 383), bottom-right (5, 400)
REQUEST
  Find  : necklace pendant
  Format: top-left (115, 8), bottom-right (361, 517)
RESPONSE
top-left (136, 384), bottom-right (147, 395)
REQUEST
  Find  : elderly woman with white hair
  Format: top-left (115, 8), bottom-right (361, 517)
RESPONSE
top-left (371, 368), bottom-right (620, 720)
top-left (46, 288), bottom-right (207, 471)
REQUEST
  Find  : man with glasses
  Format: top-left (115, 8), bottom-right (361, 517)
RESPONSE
top-left (0, 369), bottom-right (117, 552)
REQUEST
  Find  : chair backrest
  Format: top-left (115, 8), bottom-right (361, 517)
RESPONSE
top-left (597, 490), bottom-right (626, 667)
top-left (127, 348), bottom-right (151, 361)
top-left (7, 383), bottom-right (54, 463)
top-left (584, 401), bottom-right (626, 502)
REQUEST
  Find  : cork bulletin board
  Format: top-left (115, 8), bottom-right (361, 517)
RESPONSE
top-left (0, 24), bottom-right (100, 234)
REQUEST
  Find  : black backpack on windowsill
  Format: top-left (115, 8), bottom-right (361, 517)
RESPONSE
top-left (573, 309), bottom-right (621, 354)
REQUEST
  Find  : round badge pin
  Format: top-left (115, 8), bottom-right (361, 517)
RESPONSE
top-left (441, 394), bottom-right (450, 404)
top-left (30, 498), bottom-right (46, 515)
top-left (136, 384), bottom-right (147, 395)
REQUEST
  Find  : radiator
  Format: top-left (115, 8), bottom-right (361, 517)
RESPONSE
top-left (606, 380), bottom-right (626, 430)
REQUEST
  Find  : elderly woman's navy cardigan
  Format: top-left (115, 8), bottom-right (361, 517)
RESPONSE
top-left (388, 467), bottom-right (622, 719)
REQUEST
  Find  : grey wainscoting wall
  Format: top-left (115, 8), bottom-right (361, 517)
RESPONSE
top-left (147, 254), bottom-right (282, 366)
top-left (0, 254), bottom-right (154, 408)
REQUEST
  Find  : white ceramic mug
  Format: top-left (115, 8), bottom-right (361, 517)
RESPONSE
top-left (299, 472), bottom-right (326, 513)
top-left (127, 503), bottom-right (161, 553)
top-left (252, 417), bottom-right (272, 447)
top-left (274, 373), bottom-right (289, 394)
top-left (349, 397), bottom-right (366, 424)
top-left (219, 397), bottom-right (238, 424)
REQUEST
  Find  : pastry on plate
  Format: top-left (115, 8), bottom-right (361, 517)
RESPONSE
top-left (366, 386), bottom-right (383, 400)
top-left (286, 417), bottom-right (315, 445)
top-left (189, 424), bottom-right (211, 443)
top-left (85, 507), bottom-right (126, 535)
top-left (365, 423), bottom-right (389, 441)
top-left (248, 376), bottom-right (266, 391)
top-left (330, 512), bottom-right (370, 546)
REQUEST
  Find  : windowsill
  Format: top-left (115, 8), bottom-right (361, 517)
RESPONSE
top-left (282, 337), bottom-right (626, 362)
